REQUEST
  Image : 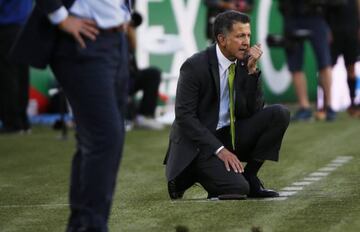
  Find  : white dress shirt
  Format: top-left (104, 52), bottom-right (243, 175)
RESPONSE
top-left (216, 44), bottom-right (236, 130)
top-left (215, 44), bottom-right (236, 155)
top-left (48, 0), bottom-right (131, 28)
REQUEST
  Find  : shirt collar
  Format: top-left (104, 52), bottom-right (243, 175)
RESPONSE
top-left (216, 44), bottom-right (236, 71)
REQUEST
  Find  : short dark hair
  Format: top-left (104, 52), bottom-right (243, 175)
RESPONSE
top-left (213, 10), bottom-right (251, 42)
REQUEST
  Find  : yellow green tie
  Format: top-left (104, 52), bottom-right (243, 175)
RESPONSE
top-left (228, 63), bottom-right (236, 150)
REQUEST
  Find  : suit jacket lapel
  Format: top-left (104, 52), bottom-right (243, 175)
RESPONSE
top-left (234, 62), bottom-right (247, 116)
top-left (235, 61), bottom-right (247, 87)
top-left (207, 45), bottom-right (220, 101)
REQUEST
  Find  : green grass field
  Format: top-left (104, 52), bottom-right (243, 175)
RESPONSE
top-left (0, 112), bottom-right (359, 232)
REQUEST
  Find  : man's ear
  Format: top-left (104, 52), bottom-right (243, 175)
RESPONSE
top-left (217, 34), bottom-right (226, 46)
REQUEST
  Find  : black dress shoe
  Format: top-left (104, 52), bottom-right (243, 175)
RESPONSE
top-left (168, 180), bottom-right (185, 200)
top-left (245, 175), bottom-right (279, 198)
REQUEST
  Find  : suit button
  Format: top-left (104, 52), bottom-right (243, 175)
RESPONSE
top-left (196, 148), bottom-right (200, 152)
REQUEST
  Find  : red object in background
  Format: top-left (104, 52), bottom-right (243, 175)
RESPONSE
top-left (158, 92), bottom-right (169, 104)
top-left (234, 0), bottom-right (249, 12)
top-left (29, 86), bottom-right (49, 113)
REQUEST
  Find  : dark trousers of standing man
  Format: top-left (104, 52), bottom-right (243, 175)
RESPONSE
top-left (50, 30), bottom-right (129, 232)
top-left (0, 24), bottom-right (30, 132)
top-left (129, 67), bottom-right (161, 117)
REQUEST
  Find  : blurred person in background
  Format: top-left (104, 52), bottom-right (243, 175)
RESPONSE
top-left (10, 0), bottom-right (131, 231)
top-left (326, 0), bottom-right (360, 117)
top-left (125, 11), bottom-right (164, 130)
top-left (0, 0), bottom-right (32, 134)
top-left (279, 0), bottom-right (336, 121)
top-left (204, 0), bottom-right (254, 42)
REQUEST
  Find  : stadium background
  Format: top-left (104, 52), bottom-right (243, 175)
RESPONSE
top-left (29, 0), bottom-right (357, 114)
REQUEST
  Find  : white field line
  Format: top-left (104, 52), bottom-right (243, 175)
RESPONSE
top-left (269, 156), bottom-right (354, 201)
top-left (318, 167), bottom-right (338, 172)
top-left (327, 163), bottom-right (345, 167)
top-left (264, 196), bottom-right (289, 201)
top-left (303, 177), bottom-right (323, 181)
top-left (1, 157), bottom-right (353, 206)
top-left (282, 186), bottom-right (303, 191)
top-left (309, 172), bottom-right (330, 177)
top-left (278, 191), bottom-right (297, 197)
top-left (292, 181), bottom-right (312, 186)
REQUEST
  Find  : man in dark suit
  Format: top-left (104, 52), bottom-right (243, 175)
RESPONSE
top-left (164, 11), bottom-right (290, 200)
top-left (11, 1), bottom-right (131, 231)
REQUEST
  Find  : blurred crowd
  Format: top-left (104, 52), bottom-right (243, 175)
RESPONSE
top-left (277, 0), bottom-right (360, 121)
top-left (0, 0), bottom-right (359, 135)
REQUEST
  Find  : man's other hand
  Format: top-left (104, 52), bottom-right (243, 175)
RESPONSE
top-left (217, 148), bottom-right (244, 173)
top-left (59, 16), bottom-right (99, 48)
top-left (247, 43), bottom-right (262, 74)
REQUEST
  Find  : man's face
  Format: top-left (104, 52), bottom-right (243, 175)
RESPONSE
top-left (218, 22), bottom-right (251, 61)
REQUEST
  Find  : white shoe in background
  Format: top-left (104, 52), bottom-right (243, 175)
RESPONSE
top-left (135, 115), bottom-right (164, 130)
top-left (125, 120), bottom-right (134, 132)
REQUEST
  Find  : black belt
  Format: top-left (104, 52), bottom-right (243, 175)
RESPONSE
top-left (101, 24), bottom-right (126, 33)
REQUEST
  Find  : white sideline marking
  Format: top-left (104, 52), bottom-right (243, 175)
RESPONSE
top-left (282, 186), bottom-right (303, 191)
top-left (332, 159), bottom-right (349, 163)
top-left (292, 181), bottom-right (312, 186)
top-left (264, 196), bottom-right (288, 201)
top-left (261, 156), bottom-right (353, 201)
top-left (332, 156), bottom-right (353, 161)
top-left (279, 191), bottom-right (297, 197)
top-left (327, 163), bottom-right (344, 167)
top-left (318, 167), bottom-right (337, 172)
top-left (303, 177), bottom-right (323, 181)
top-left (1, 157), bottom-right (354, 207)
top-left (309, 172), bottom-right (329, 177)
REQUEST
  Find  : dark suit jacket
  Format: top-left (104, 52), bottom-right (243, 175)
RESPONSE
top-left (10, 0), bottom-right (74, 69)
top-left (164, 45), bottom-right (264, 180)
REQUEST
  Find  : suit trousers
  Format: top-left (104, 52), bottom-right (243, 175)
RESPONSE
top-left (0, 24), bottom-right (30, 131)
top-left (50, 31), bottom-right (129, 231)
top-left (176, 104), bottom-right (290, 197)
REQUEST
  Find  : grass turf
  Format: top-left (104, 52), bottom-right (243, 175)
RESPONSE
top-left (0, 112), bottom-right (359, 232)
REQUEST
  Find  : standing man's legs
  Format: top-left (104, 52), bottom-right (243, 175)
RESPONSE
top-left (309, 17), bottom-right (335, 120)
top-left (133, 67), bottom-right (161, 117)
top-left (331, 29), bottom-right (359, 116)
top-left (17, 64), bottom-right (30, 131)
top-left (285, 26), bottom-right (313, 121)
top-left (292, 71), bottom-right (311, 109)
top-left (130, 67), bottom-right (163, 130)
top-left (319, 66), bottom-right (332, 109)
top-left (0, 25), bottom-right (28, 133)
top-left (346, 64), bottom-right (359, 116)
top-left (51, 31), bottom-right (128, 231)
